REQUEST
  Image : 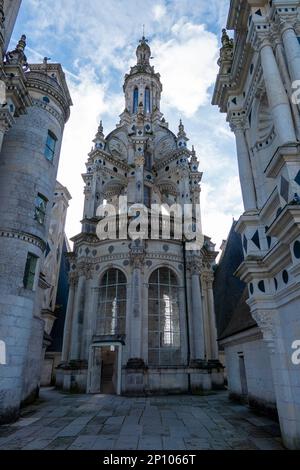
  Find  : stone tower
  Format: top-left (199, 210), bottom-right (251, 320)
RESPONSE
top-left (59, 37), bottom-right (223, 396)
top-left (213, 0), bottom-right (300, 449)
top-left (0, 27), bottom-right (72, 422)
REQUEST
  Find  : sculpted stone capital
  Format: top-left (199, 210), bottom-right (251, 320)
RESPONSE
top-left (187, 255), bottom-right (202, 275)
top-left (252, 310), bottom-right (276, 353)
top-left (201, 271), bottom-right (214, 287)
top-left (229, 117), bottom-right (247, 134)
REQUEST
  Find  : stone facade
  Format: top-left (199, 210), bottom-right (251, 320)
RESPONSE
top-left (0, 1), bottom-right (72, 423)
top-left (213, 0), bottom-right (300, 450)
top-left (214, 222), bottom-right (277, 418)
top-left (40, 182), bottom-right (71, 386)
top-left (59, 38), bottom-right (224, 396)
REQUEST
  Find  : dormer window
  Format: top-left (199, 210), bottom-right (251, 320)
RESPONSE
top-left (133, 88), bottom-right (138, 114)
top-left (145, 87), bottom-right (151, 113)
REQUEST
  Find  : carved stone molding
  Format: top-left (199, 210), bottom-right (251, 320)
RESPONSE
top-left (0, 228), bottom-right (46, 252)
top-left (252, 310), bottom-right (276, 353)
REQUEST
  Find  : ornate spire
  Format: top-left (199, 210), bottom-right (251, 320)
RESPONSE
top-left (6, 34), bottom-right (28, 69)
top-left (218, 28), bottom-right (234, 68)
top-left (93, 120), bottom-right (104, 141)
top-left (178, 119), bottom-right (187, 139)
top-left (93, 120), bottom-right (106, 150)
top-left (17, 35), bottom-right (26, 52)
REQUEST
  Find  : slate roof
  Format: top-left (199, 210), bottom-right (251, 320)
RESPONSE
top-left (48, 238), bottom-right (70, 353)
top-left (213, 221), bottom-right (257, 341)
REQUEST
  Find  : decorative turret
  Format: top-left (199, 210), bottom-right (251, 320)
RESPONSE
top-left (190, 146), bottom-right (200, 172)
top-left (122, 37), bottom-right (163, 123)
top-left (177, 119), bottom-right (189, 149)
top-left (93, 120), bottom-right (106, 151)
top-left (217, 29), bottom-right (234, 70)
top-left (6, 34), bottom-right (28, 69)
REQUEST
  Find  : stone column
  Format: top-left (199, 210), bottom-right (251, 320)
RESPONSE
top-left (275, 40), bottom-right (300, 139)
top-left (202, 275), bottom-right (212, 360)
top-left (205, 273), bottom-right (219, 361)
top-left (191, 268), bottom-right (205, 360)
top-left (81, 269), bottom-right (96, 360)
top-left (129, 250), bottom-right (144, 360)
top-left (61, 274), bottom-right (77, 362)
top-left (70, 273), bottom-right (85, 361)
top-left (231, 121), bottom-right (257, 212)
top-left (259, 37), bottom-right (296, 145)
top-left (281, 22), bottom-right (300, 84)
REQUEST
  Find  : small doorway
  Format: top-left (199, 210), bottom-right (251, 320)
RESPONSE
top-left (87, 343), bottom-right (122, 395)
top-left (101, 346), bottom-right (117, 394)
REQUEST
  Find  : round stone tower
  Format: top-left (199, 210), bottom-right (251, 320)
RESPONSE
top-left (0, 37), bottom-right (72, 423)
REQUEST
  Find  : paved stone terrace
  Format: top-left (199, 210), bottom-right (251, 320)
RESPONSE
top-left (0, 388), bottom-right (285, 450)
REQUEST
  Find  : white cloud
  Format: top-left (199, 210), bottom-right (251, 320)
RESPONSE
top-left (153, 21), bottom-right (219, 117)
top-left (153, 4), bottom-right (167, 21)
top-left (57, 68), bottom-right (123, 241)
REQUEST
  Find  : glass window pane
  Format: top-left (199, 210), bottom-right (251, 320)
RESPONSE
top-left (23, 253), bottom-right (38, 290)
top-left (148, 284), bottom-right (158, 300)
top-left (149, 270), bottom-right (159, 284)
top-left (148, 268), bottom-right (181, 366)
top-left (97, 269), bottom-right (127, 336)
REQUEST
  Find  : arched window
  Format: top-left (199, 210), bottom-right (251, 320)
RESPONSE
top-left (148, 268), bottom-right (181, 366)
top-left (144, 87), bottom-right (151, 113)
top-left (97, 269), bottom-right (127, 336)
top-left (133, 88), bottom-right (139, 114)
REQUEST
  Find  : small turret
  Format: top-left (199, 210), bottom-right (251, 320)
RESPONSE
top-left (93, 120), bottom-right (106, 150)
top-left (6, 34), bottom-right (28, 69)
top-left (177, 119), bottom-right (189, 149)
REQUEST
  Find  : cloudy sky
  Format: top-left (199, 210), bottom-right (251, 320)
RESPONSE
top-left (12, 0), bottom-right (243, 252)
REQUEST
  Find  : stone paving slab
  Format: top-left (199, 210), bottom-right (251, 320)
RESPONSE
top-left (0, 388), bottom-right (286, 451)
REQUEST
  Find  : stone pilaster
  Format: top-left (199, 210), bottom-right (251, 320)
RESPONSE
top-left (188, 258), bottom-right (205, 360)
top-left (70, 271), bottom-right (86, 361)
top-left (61, 273), bottom-right (77, 363)
top-left (231, 120), bottom-right (257, 212)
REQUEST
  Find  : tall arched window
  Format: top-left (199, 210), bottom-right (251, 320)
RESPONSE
top-left (148, 268), bottom-right (181, 366)
top-left (133, 88), bottom-right (139, 114)
top-left (144, 87), bottom-right (151, 113)
top-left (97, 269), bottom-right (127, 336)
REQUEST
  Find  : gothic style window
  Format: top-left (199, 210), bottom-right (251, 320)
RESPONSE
top-left (133, 88), bottom-right (139, 114)
top-left (34, 193), bottom-right (48, 225)
top-left (23, 253), bottom-right (39, 290)
top-left (44, 130), bottom-right (57, 162)
top-left (97, 269), bottom-right (127, 336)
top-left (148, 268), bottom-right (181, 366)
top-left (144, 87), bottom-right (151, 113)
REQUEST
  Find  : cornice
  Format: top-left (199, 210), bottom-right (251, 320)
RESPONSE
top-left (0, 228), bottom-right (46, 252)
